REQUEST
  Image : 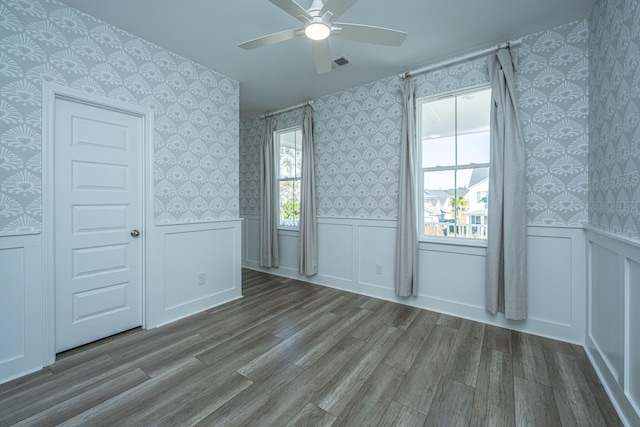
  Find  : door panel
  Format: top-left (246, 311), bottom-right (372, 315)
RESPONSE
top-left (72, 282), bottom-right (129, 322)
top-left (72, 161), bottom-right (129, 190)
top-left (55, 98), bottom-right (142, 353)
top-left (72, 205), bottom-right (128, 234)
top-left (72, 244), bottom-right (128, 277)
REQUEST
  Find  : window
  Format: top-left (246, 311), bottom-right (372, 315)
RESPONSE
top-left (477, 191), bottom-right (488, 204)
top-left (276, 126), bottom-right (302, 228)
top-left (418, 87), bottom-right (491, 240)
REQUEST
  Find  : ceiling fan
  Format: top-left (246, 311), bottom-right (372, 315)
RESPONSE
top-left (238, 0), bottom-right (408, 74)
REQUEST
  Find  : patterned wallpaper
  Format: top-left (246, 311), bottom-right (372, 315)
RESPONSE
top-left (0, 0), bottom-right (239, 235)
top-left (517, 21), bottom-right (589, 226)
top-left (310, 78), bottom-right (404, 218)
top-left (589, 0), bottom-right (640, 240)
top-left (240, 20), bottom-right (589, 226)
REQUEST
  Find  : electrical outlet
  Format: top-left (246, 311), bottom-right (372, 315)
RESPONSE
top-left (197, 272), bottom-right (206, 285)
top-left (375, 264), bottom-right (382, 275)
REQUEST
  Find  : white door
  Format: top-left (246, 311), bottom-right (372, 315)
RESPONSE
top-left (54, 97), bottom-right (143, 353)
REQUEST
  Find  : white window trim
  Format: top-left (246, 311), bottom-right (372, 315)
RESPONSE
top-left (416, 84), bottom-right (491, 247)
top-left (275, 125), bottom-right (302, 230)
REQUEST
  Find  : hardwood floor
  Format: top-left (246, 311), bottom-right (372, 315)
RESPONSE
top-left (0, 269), bottom-right (621, 426)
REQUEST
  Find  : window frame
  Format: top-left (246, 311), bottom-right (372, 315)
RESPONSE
top-left (416, 84), bottom-right (491, 246)
top-left (275, 125), bottom-right (302, 230)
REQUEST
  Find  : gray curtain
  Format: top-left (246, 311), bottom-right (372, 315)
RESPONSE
top-left (486, 48), bottom-right (527, 320)
top-left (259, 116), bottom-right (279, 268)
top-left (395, 77), bottom-right (418, 297)
top-left (298, 106), bottom-right (318, 276)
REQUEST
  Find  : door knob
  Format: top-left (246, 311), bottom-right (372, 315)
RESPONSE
top-left (131, 229), bottom-right (140, 237)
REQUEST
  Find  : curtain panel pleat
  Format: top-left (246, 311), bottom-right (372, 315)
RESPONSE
top-left (298, 106), bottom-right (318, 276)
top-left (395, 77), bottom-right (419, 297)
top-left (259, 116), bottom-right (279, 268)
top-left (486, 48), bottom-right (528, 320)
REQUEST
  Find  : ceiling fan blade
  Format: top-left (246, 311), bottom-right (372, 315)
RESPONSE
top-left (320, 0), bottom-right (358, 21)
top-left (334, 22), bottom-right (408, 46)
top-left (312, 39), bottom-right (332, 74)
top-left (269, 0), bottom-right (311, 21)
top-left (238, 28), bottom-right (303, 50)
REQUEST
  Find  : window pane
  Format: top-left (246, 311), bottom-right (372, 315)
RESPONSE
top-left (457, 131), bottom-right (489, 166)
top-left (457, 88), bottom-right (491, 166)
top-left (423, 170), bottom-right (454, 237)
top-left (278, 129), bottom-right (301, 178)
top-left (422, 136), bottom-right (455, 168)
top-left (421, 97), bottom-right (455, 168)
top-left (457, 88), bottom-right (491, 133)
top-left (455, 167), bottom-right (489, 239)
top-left (279, 179), bottom-right (300, 227)
top-left (279, 145), bottom-right (297, 178)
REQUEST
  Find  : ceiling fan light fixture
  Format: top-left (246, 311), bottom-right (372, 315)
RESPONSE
top-left (305, 22), bottom-right (331, 41)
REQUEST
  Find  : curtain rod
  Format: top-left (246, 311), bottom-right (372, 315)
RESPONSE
top-left (260, 100), bottom-right (314, 119)
top-left (401, 38), bottom-right (523, 79)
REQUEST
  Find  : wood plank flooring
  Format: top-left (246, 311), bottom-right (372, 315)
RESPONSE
top-left (0, 269), bottom-right (622, 426)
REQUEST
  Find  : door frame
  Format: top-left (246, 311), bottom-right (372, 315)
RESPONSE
top-left (42, 83), bottom-right (154, 366)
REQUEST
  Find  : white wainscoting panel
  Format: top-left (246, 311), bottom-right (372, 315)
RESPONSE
top-left (590, 242), bottom-right (624, 381)
top-left (629, 259), bottom-right (640, 418)
top-left (527, 234), bottom-right (574, 327)
top-left (152, 220), bottom-right (243, 326)
top-left (278, 231), bottom-right (300, 273)
top-left (245, 217), bottom-right (260, 265)
top-left (418, 243), bottom-right (486, 311)
top-left (242, 215), bottom-right (585, 343)
top-left (0, 235), bottom-right (43, 385)
top-left (358, 224), bottom-right (396, 289)
top-left (318, 221), bottom-right (354, 284)
top-left (1, 246), bottom-right (25, 363)
top-left (586, 227), bottom-right (640, 427)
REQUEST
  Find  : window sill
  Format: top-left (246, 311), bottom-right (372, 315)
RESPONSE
top-left (418, 239), bottom-right (487, 256)
top-left (277, 227), bottom-right (299, 237)
top-left (418, 238), bottom-right (487, 256)
top-left (418, 236), bottom-right (487, 248)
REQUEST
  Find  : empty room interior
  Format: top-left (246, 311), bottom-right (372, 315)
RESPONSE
top-left (0, 0), bottom-right (639, 425)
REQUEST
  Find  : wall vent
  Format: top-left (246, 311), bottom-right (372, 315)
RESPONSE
top-left (332, 56), bottom-right (351, 69)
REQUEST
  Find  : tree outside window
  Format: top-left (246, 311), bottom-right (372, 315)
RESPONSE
top-left (449, 194), bottom-right (470, 223)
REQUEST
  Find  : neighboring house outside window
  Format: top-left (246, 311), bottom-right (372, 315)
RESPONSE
top-left (275, 126), bottom-right (302, 228)
top-left (418, 87), bottom-right (491, 240)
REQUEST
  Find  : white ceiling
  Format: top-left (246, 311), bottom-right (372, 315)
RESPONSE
top-left (55, 0), bottom-right (596, 119)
